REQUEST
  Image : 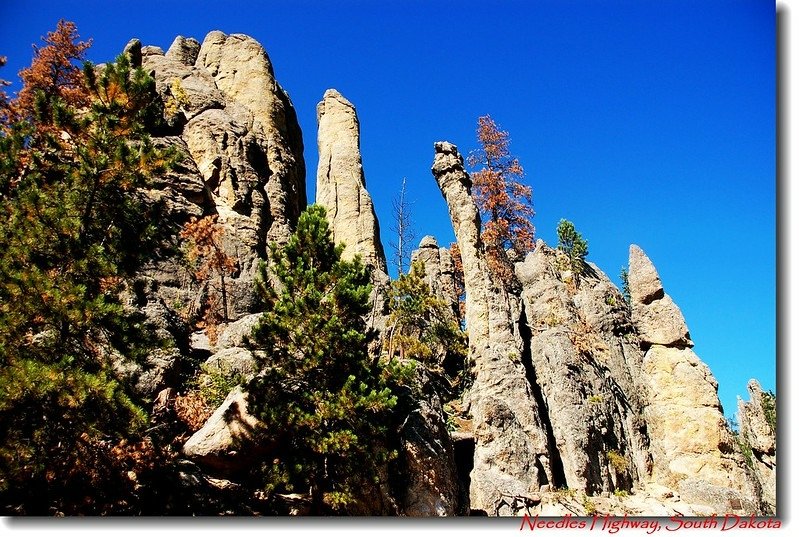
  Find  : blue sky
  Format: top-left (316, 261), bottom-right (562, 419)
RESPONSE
top-left (0, 0), bottom-right (775, 418)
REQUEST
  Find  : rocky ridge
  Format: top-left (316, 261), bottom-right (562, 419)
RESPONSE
top-left (121, 31), bottom-right (774, 516)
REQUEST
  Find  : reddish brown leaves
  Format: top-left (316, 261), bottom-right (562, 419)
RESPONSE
top-left (180, 215), bottom-right (237, 337)
top-left (174, 391), bottom-right (213, 432)
top-left (468, 115), bottom-right (535, 284)
top-left (14, 19), bottom-right (92, 120)
top-left (180, 215), bottom-right (236, 283)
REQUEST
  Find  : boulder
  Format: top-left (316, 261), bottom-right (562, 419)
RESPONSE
top-left (628, 244), bottom-right (664, 304)
top-left (212, 313), bottom-right (263, 351)
top-left (203, 347), bottom-right (258, 380)
top-left (628, 245), bottom-right (692, 347)
top-left (182, 386), bottom-right (263, 474)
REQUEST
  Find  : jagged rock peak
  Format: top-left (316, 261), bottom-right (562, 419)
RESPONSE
top-left (123, 38), bottom-right (143, 67)
top-left (628, 244), bottom-right (664, 304)
top-left (737, 380), bottom-right (776, 513)
top-left (628, 245), bottom-right (692, 348)
top-left (410, 236), bottom-right (459, 324)
top-left (628, 248), bottom-right (758, 512)
top-left (738, 380), bottom-right (776, 454)
top-left (515, 243), bottom-right (652, 494)
top-left (316, 88), bottom-right (387, 273)
top-left (166, 35), bottom-right (200, 66)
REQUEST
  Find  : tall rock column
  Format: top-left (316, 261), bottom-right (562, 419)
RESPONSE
top-left (629, 245), bottom-right (760, 513)
top-left (316, 89), bottom-right (388, 274)
top-left (432, 142), bottom-right (552, 514)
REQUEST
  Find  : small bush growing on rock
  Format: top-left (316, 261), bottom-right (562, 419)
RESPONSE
top-left (761, 390), bottom-right (777, 433)
top-left (181, 214), bottom-right (237, 332)
top-left (557, 219), bottom-right (589, 275)
top-left (164, 78), bottom-right (189, 120)
top-left (582, 493), bottom-right (598, 515)
top-left (607, 450), bottom-right (628, 473)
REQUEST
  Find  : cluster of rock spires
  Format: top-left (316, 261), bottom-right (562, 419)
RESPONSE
top-left (122, 31), bottom-right (775, 516)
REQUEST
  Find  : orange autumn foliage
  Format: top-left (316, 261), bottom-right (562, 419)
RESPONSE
top-left (14, 20), bottom-right (92, 121)
top-left (468, 115), bottom-right (535, 284)
top-left (180, 215), bottom-right (237, 337)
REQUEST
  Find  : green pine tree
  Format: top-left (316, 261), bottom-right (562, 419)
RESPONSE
top-left (247, 205), bottom-right (408, 514)
top-left (385, 260), bottom-right (466, 365)
top-left (556, 219), bottom-right (589, 275)
top-left (0, 46), bottom-right (175, 513)
top-left (620, 267), bottom-right (631, 305)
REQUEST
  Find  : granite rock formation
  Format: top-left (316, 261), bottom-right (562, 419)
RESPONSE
top-left (432, 141), bottom-right (553, 514)
top-left (316, 89), bottom-right (387, 274)
top-left (140, 30), bottom-right (306, 326)
top-left (431, 143), bottom-right (772, 516)
top-left (516, 243), bottom-right (652, 495)
top-left (628, 245), bottom-right (761, 513)
top-left (410, 236), bottom-right (461, 324)
top-left (737, 380), bottom-right (777, 513)
top-left (107, 31), bottom-right (775, 516)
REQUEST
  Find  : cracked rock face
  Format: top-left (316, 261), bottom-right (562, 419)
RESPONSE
top-left (136, 31), bottom-right (306, 327)
top-left (397, 367), bottom-right (460, 516)
top-left (516, 244), bottom-right (652, 496)
top-left (432, 142), bottom-right (552, 514)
